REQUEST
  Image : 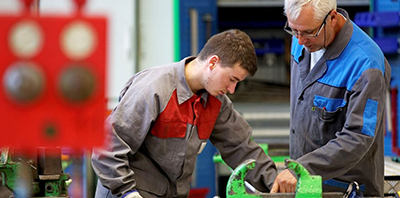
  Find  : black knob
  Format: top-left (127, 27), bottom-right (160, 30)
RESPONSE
top-left (3, 62), bottom-right (45, 103)
top-left (58, 66), bottom-right (95, 103)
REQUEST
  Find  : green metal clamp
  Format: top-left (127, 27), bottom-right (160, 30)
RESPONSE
top-left (226, 159), bottom-right (262, 198)
top-left (285, 159), bottom-right (322, 198)
top-left (0, 148), bottom-right (70, 197)
top-left (226, 159), bottom-right (343, 198)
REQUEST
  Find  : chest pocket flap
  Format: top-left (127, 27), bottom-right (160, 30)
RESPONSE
top-left (313, 95), bottom-right (347, 112)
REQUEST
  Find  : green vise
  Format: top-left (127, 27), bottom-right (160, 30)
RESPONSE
top-left (226, 159), bottom-right (342, 198)
top-left (0, 147), bottom-right (70, 197)
top-left (226, 159), bottom-right (261, 198)
top-left (285, 159), bottom-right (321, 198)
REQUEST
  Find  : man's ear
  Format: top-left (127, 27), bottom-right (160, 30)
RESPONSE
top-left (208, 55), bottom-right (219, 70)
top-left (328, 9), bottom-right (338, 27)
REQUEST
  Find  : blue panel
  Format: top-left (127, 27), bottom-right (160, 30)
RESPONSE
top-left (385, 132), bottom-right (398, 156)
top-left (354, 12), bottom-right (400, 28)
top-left (179, 0), bottom-right (218, 59)
top-left (362, 99), bottom-right (378, 137)
top-left (195, 141), bottom-right (217, 198)
top-left (373, 37), bottom-right (399, 54)
top-left (374, 0), bottom-right (400, 12)
top-left (253, 38), bottom-right (285, 55)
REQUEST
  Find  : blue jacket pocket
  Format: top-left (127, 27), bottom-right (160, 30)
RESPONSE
top-left (313, 95), bottom-right (347, 112)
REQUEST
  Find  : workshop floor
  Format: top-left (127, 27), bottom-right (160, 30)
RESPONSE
top-left (385, 157), bottom-right (400, 176)
top-left (384, 157), bottom-right (400, 194)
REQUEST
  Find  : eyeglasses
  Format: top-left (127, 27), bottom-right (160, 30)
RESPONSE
top-left (284, 10), bottom-right (333, 39)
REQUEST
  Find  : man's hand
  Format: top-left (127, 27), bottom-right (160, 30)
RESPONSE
top-left (270, 169), bottom-right (297, 193)
top-left (123, 190), bottom-right (143, 198)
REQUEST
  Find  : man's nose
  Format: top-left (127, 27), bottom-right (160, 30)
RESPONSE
top-left (296, 34), bottom-right (308, 45)
top-left (227, 82), bottom-right (237, 94)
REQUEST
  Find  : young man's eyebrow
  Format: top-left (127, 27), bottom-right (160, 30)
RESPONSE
top-left (233, 76), bottom-right (242, 81)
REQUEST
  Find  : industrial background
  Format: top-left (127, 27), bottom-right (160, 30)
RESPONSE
top-left (0, 0), bottom-right (399, 198)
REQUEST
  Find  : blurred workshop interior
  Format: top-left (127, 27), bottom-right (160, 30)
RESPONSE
top-left (0, 0), bottom-right (400, 197)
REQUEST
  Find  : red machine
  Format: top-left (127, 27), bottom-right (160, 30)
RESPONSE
top-left (392, 87), bottom-right (399, 155)
top-left (0, 0), bottom-right (107, 149)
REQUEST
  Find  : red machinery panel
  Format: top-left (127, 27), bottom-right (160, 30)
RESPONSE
top-left (0, 1), bottom-right (107, 149)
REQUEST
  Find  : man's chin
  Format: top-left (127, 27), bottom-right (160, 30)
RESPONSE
top-left (305, 46), bottom-right (312, 52)
top-left (210, 92), bottom-right (223, 96)
top-left (219, 91), bottom-right (227, 96)
top-left (305, 46), bottom-right (323, 53)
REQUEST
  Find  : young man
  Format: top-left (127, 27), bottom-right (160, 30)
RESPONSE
top-left (271, 0), bottom-right (391, 196)
top-left (92, 29), bottom-right (278, 198)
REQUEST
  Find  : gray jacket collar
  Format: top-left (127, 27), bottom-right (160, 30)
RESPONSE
top-left (176, 57), bottom-right (210, 107)
top-left (324, 8), bottom-right (353, 61)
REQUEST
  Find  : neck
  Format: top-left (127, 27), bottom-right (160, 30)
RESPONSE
top-left (325, 12), bottom-right (346, 47)
top-left (335, 13), bottom-right (346, 32)
top-left (185, 58), bottom-right (203, 94)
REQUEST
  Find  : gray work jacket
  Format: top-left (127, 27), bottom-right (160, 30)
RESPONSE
top-left (289, 8), bottom-right (391, 196)
top-left (92, 57), bottom-right (277, 197)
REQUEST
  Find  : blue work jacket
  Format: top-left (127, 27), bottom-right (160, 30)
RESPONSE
top-left (289, 8), bottom-right (391, 196)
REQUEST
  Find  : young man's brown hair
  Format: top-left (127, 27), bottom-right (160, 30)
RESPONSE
top-left (197, 29), bottom-right (258, 76)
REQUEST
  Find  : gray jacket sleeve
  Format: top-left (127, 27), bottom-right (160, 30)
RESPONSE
top-left (91, 77), bottom-right (158, 197)
top-left (209, 95), bottom-right (278, 192)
